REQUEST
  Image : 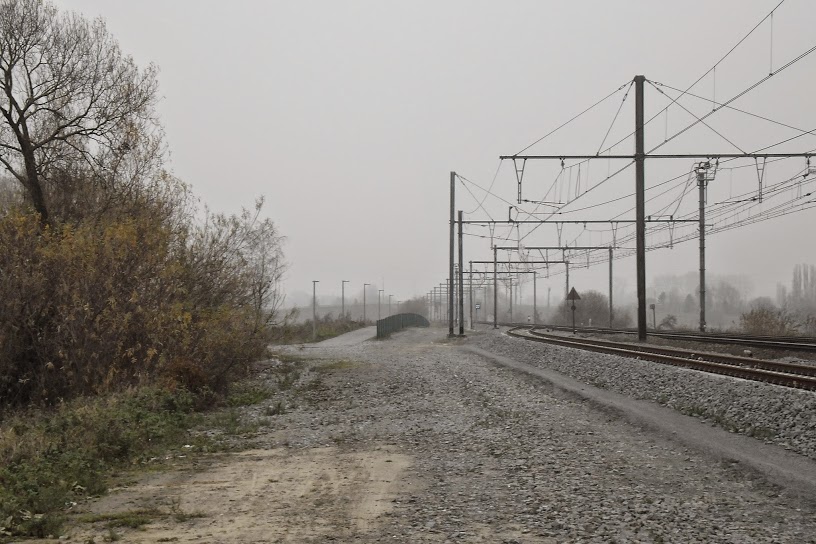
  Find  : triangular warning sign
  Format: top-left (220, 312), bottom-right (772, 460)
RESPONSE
top-left (567, 287), bottom-right (581, 301)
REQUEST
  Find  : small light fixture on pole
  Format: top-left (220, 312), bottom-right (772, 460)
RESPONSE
top-left (341, 280), bottom-right (349, 320)
top-left (363, 283), bottom-right (370, 322)
top-left (378, 289), bottom-right (384, 320)
top-left (312, 280), bottom-right (319, 341)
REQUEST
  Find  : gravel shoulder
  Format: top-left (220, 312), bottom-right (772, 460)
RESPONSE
top-left (56, 325), bottom-right (816, 543)
top-left (464, 344), bottom-right (816, 497)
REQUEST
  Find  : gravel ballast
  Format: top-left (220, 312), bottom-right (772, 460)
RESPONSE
top-left (470, 327), bottom-right (816, 461)
top-left (257, 325), bottom-right (816, 543)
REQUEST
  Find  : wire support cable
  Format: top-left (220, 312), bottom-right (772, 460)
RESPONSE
top-left (648, 80), bottom-right (746, 153)
top-left (597, 81), bottom-right (634, 155)
top-left (649, 81), bottom-right (813, 136)
top-left (514, 81), bottom-right (631, 155)
top-left (649, 42), bottom-right (816, 155)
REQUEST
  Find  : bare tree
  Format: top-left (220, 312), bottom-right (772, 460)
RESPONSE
top-left (0, 0), bottom-right (159, 223)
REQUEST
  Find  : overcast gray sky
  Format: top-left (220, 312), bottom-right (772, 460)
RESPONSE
top-left (54, 0), bottom-right (816, 307)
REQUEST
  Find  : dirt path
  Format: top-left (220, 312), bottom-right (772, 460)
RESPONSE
top-left (55, 326), bottom-right (816, 543)
top-left (79, 446), bottom-right (409, 543)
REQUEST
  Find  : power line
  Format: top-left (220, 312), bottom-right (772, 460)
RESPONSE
top-left (648, 80), bottom-right (746, 153)
top-left (597, 81), bottom-right (634, 154)
top-left (515, 81), bottom-right (630, 155)
top-left (650, 80), bottom-right (812, 136)
top-left (649, 42), bottom-right (816, 154)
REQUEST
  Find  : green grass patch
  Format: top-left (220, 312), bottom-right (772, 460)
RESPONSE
top-left (314, 359), bottom-right (362, 372)
top-left (226, 382), bottom-right (272, 407)
top-left (78, 507), bottom-right (163, 529)
top-left (263, 361), bottom-right (302, 391)
top-left (269, 317), bottom-right (367, 344)
top-left (0, 387), bottom-right (216, 540)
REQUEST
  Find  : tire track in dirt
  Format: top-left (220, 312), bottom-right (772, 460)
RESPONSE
top-left (69, 446), bottom-right (410, 543)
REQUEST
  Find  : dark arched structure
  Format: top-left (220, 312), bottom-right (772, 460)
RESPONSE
top-left (376, 313), bottom-right (430, 338)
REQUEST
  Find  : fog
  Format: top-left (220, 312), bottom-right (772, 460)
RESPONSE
top-left (53, 1), bottom-right (816, 314)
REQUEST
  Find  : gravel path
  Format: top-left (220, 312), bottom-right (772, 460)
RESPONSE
top-left (262, 325), bottom-right (816, 543)
top-left (309, 325), bottom-right (376, 347)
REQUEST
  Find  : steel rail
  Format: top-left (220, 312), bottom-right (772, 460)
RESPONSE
top-left (535, 324), bottom-right (816, 353)
top-left (528, 328), bottom-right (816, 378)
top-left (480, 322), bottom-right (816, 353)
top-left (507, 327), bottom-right (816, 391)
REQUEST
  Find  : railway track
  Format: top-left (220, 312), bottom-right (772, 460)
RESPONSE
top-left (487, 322), bottom-right (816, 353)
top-left (507, 326), bottom-right (816, 391)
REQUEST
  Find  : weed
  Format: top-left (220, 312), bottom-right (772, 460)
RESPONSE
top-left (210, 409), bottom-right (242, 435)
top-left (270, 352), bottom-right (311, 364)
top-left (315, 359), bottom-right (361, 372)
top-left (269, 315), bottom-right (367, 344)
top-left (172, 510), bottom-right (207, 523)
top-left (78, 508), bottom-right (163, 529)
top-left (296, 376), bottom-right (324, 393)
top-left (275, 368), bottom-right (301, 390)
top-left (226, 383), bottom-right (272, 407)
top-left (168, 497), bottom-right (207, 523)
top-left (0, 387), bottom-right (203, 539)
top-left (748, 426), bottom-right (776, 440)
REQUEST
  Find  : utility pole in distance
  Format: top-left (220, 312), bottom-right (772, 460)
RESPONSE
top-left (509, 276), bottom-right (513, 323)
top-left (696, 161), bottom-right (716, 332)
top-left (312, 280), bottom-right (319, 341)
top-left (533, 273), bottom-right (537, 325)
top-left (497, 77), bottom-right (813, 341)
top-left (495, 245), bottom-right (613, 328)
top-left (363, 283), bottom-right (370, 323)
top-left (609, 247), bottom-right (614, 328)
top-left (469, 261), bottom-right (473, 330)
top-left (341, 280), bottom-right (349, 320)
top-left (493, 245), bottom-right (498, 329)
top-left (565, 261), bottom-right (570, 301)
top-left (458, 210), bottom-right (465, 336)
top-left (449, 171), bottom-right (456, 337)
top-left (634, 74), bottom-right (647, 341)
top-left (378, 289), bottom-right (384, 321)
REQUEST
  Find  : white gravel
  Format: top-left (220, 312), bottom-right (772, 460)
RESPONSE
top-left (259, 326), bottom-right (816, 543)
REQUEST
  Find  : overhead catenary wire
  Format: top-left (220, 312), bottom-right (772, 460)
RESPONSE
top-left (648, 80), bottom-right (746, 153)
top-left (514, 81), bottom-right (631, 155)
top-left (463, 161), bottom-right (503, 215)
top-left (650, 81), bottom-right (813, 136)
top-left (452, 1), bottom-right (816, 289)
top-left (649, 42), bottom-right (816, 154)
top-left (458, 174), bottom-right (495, 221)
top-left (597, 81), bottom-right (634, 155)
top-left (509, 39), bottom-right (816, 242)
